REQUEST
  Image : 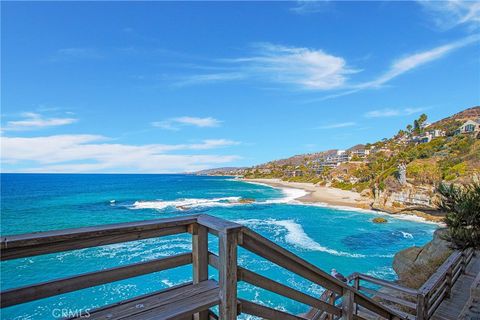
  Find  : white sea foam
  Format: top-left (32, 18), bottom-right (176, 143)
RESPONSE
top-left (236, 218), bottom-right (365, 258)
top-left (130, 183), bottom-right (307, 212)
top-left (264, 187), bottom-right (308, 204)
top-left (132, 196), bottom-right (242, 210)
top-left (240, 180), bottom-right (308, 204)
top-left (400, 231), bottom-right (414, 239)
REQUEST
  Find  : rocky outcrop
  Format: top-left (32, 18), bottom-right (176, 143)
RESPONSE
top-left (373, 184), bottom-right (436, 209)
top-left (372, 217), bottom-right (387, 223)
top-left (372, 183), bottom-right (444, 222)
top-left (393, 229), bottom-right (452, 289)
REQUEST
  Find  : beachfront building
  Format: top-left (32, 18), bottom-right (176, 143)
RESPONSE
top-left (454, 119), bottom-right (480, 135)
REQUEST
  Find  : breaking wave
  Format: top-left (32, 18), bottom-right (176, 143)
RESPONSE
top-left (132, 196), bottom-right (242, 210)
top-left (235, 218), bottom-right (365, 258)
top-left (400, 231), bottom-right (414, 239)
top-left (130, 185), bottom-right (306, 212)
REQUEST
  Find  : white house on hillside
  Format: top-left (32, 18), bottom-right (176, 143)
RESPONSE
top-left (454, 119), bottom-right (480, 135)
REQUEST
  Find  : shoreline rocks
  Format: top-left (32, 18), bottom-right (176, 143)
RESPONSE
top-left (393, 229), bottom-right (452, 289)
top-left (372, 217), bottom-right (388, 223)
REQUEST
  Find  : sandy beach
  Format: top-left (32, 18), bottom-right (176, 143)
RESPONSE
top-left (242, 178), bottom-right (372, 210)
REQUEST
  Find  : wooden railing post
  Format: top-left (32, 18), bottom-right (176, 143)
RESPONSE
top-left (328, 293), bottom-right (335, 320)
top-left (416, 292), bottom-right (427, 320)
top-left (218, 226), bottom-right (240, 319)
top-left (192, 223), bottom-right (209, 320)
top-left (353, 276), bottom-right (360, 315)
top-left (341, 288), bottom-right (354, 320)
top-left (445, 264), bottom-right (453, 299)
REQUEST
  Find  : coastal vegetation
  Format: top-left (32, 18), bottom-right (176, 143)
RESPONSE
top-left (437, 180), bottom-right (480, 249)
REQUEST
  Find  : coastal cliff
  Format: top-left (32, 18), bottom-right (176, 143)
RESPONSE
top-left (393, 229), bottom-right (452, 289)
top-left (371, 183), bottom-right (444, 222)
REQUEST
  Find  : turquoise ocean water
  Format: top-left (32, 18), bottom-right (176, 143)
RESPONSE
top-left (0, 174), bottom-right (437, 319)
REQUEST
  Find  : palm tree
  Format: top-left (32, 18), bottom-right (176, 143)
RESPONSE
top-left (437, 179), bottom-right (480, 249)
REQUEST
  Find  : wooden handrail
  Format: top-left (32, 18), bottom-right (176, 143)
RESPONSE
top-left (351, 273), bottom-right (417, 296)
top-left (240, 227), bottom-right (404, 319)
top-left (208, 252), bottom-right (342, 317)
top-left (1, 253), bottom-right (192, 308)
top-left (0, 214), bottom-right (407, 320)
top-left (0, 216), bottom-right (197, 261)
top-left (348, 247), bottom-right (475, 320)
top-left (240, 227), bottom-right (344, 294)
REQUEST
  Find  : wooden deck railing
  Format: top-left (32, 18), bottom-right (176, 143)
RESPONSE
top-left (348, 247), bottom-right (475, 320)
top-left (1, 214), bottom-right (405, 320)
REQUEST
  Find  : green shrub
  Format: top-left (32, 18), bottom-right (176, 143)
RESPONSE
top-left (437, 180), bottom-right (480, 249)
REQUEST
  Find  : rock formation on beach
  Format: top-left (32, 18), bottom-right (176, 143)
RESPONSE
top-left (393, 229), bottom-right (452, 289)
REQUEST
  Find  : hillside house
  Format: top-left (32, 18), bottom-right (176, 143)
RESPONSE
top-left (412, 129), bottom-right (446, 144)
top-left (454, 119), bottom-right (480, 135)
top-left (324, 150), bottom-right (349, 167)
top-left (347, 144), bottom-right (370, 158)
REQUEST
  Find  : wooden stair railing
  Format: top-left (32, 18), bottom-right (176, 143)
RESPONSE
top-left (347, 247), bottom-right (475, 320)
top-left (1, 214), bottom-right (405, 320)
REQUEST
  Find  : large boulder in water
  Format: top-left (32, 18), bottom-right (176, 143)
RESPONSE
top-left (393, 229), bottom-right (452, 289)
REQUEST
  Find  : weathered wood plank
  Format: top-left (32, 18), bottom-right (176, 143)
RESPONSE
top-left (197, 214), bottom-right (242, 235)
top-left (209, 252), bottom-right (341, 316)
top-left (74, 280), bottom-right (219, 320)
top-left (1, 216), bottom-right (197, 249)
top-left (416, 292), bottom-right (426, 320)
top-left (419, 251), bottom-right (462, 295)
top-left (359, 286), bottom-right (416, 310)
top-left (353, 294), bottom-right (403, 320)
top-left (427, 286), bottom-right (447, 317)
top-left (341, 288), bottom-right (354, 320)
top-left (240, 299), bottom-right (308, 320)
top-left (1, 226), bottom-right (188, 261)
top-left (427, 278), bottom-right (447, 307)
top-left (1, 253), bottom-right (192, 308)
top-left (238, 263), bottom-right (342, 316)
top-left (192, 224), bottom-right (209, 320)
top-left (241, 228), bottom-right (343, 294)
top-left (218, 227), bottom-right (240, 319)
top-left (241, 228), bottom-right (403, 320)
top-left (355, 274), bottom-right (417, 296)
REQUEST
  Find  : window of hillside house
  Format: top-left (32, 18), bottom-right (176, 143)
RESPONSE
top-left (465, 124), bottom-right (475, 132)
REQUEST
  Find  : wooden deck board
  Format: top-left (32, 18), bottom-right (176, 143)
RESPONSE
top-left (70, 280), bottom-right (219, 320)
top-left (431, 253), bottom-right (480, 320)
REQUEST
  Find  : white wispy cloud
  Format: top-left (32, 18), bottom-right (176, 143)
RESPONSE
top-left (359, 35), bottom-right (480, 89)
top-left (3, 112), bottom-right (77, 131)
top-left (177, 43), bottom-right (356, 90)
top-left (152, 116), bottom-right (222, 131)
top-left (364, 107), bottom-right (426, 118)
top-left (317, 122), bottom-right (356, 129)
top-left (174, 72), bottom-right (246, 86)
top-left (310, 35), bottom-right (479, 102)
top-left (1, 135), bottom-right (240, 173)
top-left (231, 43), bottom-right (356, 90)
top-left (178, 34), bottom-right (478, 98)
top-left (290, 0), bottom-right (330, 14)
top-left (418, 0), bottom-right (480, 30)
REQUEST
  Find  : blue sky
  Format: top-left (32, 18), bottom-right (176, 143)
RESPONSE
top-left (1, 1), bottom-right (479, 173)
